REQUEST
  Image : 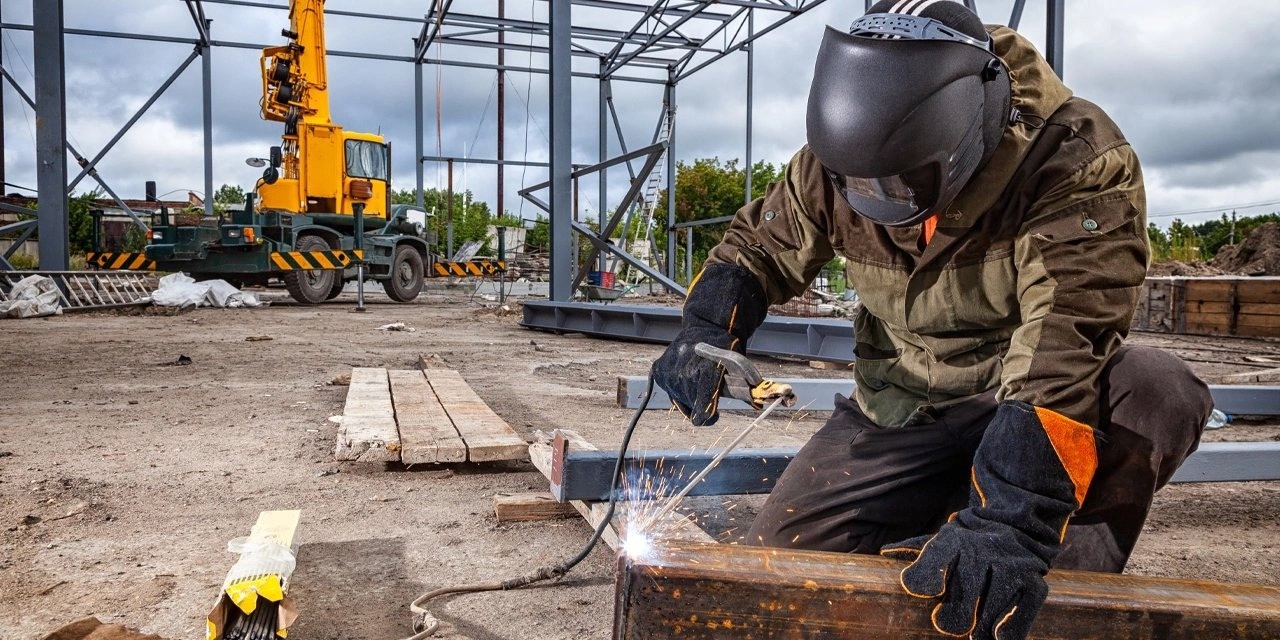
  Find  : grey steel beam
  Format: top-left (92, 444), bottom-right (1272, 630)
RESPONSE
top-left (548, 0), bottom-right (573, 300)
top-left (744, 10), bottom-right (753, 206)
top-left (675, 0), bottom-right (828, 81)
top-left (569, 143), bottom-right (666, 291)
top-left (548, 440), bottom-right (1280, 502)
top-left (571, 220), bottom-right (685, 294)
top-left (1206, 385), bottom-right (1280, 417)
top-left (0, 1), bottom-right (5, 195)
top-left (1009, 0), bottom-right (1027, 30)
top-left (521, 301), bottom-right (856, 361)
top-left (201, 38), bottom-right (214, 216)
top-left (617, 376), bottom-right (1280, 417)
top-left (34, 0), bottom-right (70, 271)
top-left (426, 155), bottom-right (549, 168)
top-left (672, 215), bottom-right (733, 229)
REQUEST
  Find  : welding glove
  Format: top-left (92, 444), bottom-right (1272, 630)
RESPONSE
top-left (880, 401), bottom-right (1098, 640)
top-left (652, 263), bottom-right (768, 426)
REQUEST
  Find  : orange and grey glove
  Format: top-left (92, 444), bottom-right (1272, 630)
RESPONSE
top-left (881, 401), bottom-right (1098, 640)
top-left (652, 263), bottom-right (768, 426)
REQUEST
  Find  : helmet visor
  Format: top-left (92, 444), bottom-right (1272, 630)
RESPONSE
top-left (829, 165), bottom-right (937, 227)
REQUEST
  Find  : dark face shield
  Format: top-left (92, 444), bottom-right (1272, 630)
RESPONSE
top-left (828, 167), bottom-right (938, 227)
top-left (805, 20), bottom-right (1011, 227)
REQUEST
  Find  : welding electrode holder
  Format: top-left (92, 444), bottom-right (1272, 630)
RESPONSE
top-left (693, 342), bottom-right (796, 409)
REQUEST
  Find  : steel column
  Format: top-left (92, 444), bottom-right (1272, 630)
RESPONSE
top-left (497, 0), bottom-right (506, 220)
top-left (200, 38), bottom-right (214, 216)
top-left (548, 0), bottom-right (573, 300)
top-left (414, 59), bottom-right (425, 208)
top-left (598, 58), bottom-right (608, 273)
top-left (1009, 0), bottom-right (1027, 30)
top-left (34, 0), bottom-right (70, 271)
top-left (0, 0), bottom-right (5, 195)
top-left (1047, 0), bottom-right (1064, 78)
top-left (744, 10), bottom-right (753, 206)
top-left (664, 76), bottom-right (677, 285)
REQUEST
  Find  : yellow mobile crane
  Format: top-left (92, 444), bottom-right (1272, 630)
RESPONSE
top-left (138, 0), bottom-right (489, 303)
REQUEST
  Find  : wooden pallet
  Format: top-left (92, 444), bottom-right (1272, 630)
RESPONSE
top-left (1135, 276), bottom-right (1280, 338)
top-left (334, 367), bottom-right (526, 464)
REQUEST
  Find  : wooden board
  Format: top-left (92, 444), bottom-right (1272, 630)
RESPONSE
top-left (529, 430), bottom-right (715, 551)
top-left (389, 370), bottom-right (467, 464)
top-left (493, 492), bottom-right (577, 523)
top-left (334, 368), bottom-right (401, 462)
top-left (423, 369), bottom-right (527, 462)
top-left (615, 540), bottom-right (1280, 640)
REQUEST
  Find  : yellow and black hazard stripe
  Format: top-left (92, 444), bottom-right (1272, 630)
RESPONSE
top-left (431, 260), bottom-right (506, 277)
top-left (86, 252), bottom-right (157, 271)
top-left (269, 249), bottom-right (364, 271)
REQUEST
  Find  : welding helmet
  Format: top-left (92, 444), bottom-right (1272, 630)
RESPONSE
top-left (806, 0), bottom-right (1012, 227)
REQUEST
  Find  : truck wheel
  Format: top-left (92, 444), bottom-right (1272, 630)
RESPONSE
top-left (382, 245), bottom-right (424, 302)
top-left (325, 277), bottom-right (345, 301)
top-left (283, 235), bottom-right (336, 304)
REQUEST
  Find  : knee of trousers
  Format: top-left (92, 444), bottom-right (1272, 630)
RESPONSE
top-left (1105, 346), bottom-right (1212, 457)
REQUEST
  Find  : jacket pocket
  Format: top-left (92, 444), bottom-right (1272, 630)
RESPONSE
top-left (1029, 193), bottom-right (1139, 244)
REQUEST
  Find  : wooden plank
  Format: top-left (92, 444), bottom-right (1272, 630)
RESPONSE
top-left (493, 492), bottom-right (578, 523)
top-left (1235, 278), bottom-right (1280, 303)
top-left (1183, 300), bottom-right (1233, 314)
top-left (423, 369), bottom-right (527, 462)
top-left (615, 540), bottom-right (1280, 640)
top-left (1240, 302), bottom-right (1280, 317)
top-left (1184, 279), bottom-right (1238, 303)
top-left (334, 368), bottom-right (401, 462)
top-left (389, 370), bottom-right (467, 464)
top-left (529, 430), bottom-right (716, 551)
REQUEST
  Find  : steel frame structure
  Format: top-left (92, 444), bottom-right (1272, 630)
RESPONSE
top-left (2, 0), bottom-right (1064, 295)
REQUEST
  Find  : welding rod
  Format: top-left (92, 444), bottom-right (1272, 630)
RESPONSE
top-left (640, 396), bottom-right (786, 531)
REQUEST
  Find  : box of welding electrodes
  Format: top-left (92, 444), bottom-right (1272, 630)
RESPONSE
top-left (206, 510), bottom-right (301, 640)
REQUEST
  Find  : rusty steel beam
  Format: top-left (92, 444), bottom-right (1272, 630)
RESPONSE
top-left (614, 540), bottom-right (1280, 639)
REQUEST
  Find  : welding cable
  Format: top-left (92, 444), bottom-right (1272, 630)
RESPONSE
top-left (396, 373), bottom-right (656, 640)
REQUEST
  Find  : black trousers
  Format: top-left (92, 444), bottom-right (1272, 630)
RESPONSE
top-left (745, 346), bottom-right (1213, 572)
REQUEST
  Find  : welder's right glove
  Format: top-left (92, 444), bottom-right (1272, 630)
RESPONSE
top-left (881, 401), bottom-right (1099, 640)
top-left (652, 263), bottom-right (768, 426)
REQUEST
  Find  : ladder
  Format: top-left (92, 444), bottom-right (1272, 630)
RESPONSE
top-left (618, 110), bottom-right (672, 287)
top-left (0, 271), bottom-right (157, 312)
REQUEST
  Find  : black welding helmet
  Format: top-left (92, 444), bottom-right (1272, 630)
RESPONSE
top-left (806, 0), bottom-right (1012, 227)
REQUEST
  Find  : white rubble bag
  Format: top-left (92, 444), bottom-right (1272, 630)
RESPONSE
top-left (152, 273), bottom-right (265, 308)
top-left (0, 275), bottom-right (64, 318)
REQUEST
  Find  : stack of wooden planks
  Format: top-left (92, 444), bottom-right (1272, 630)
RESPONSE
top-left (1134, 276), bottom-right (1280, 338)
top-left (333, 368), bottom-right (527, 464)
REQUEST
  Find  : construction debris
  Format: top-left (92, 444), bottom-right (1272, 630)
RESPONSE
top-left (492, 492), bottom-right (577, 523)
top-left (376, 322), bottom-right (415, 332)
top-left (40, 617), bottom-right (166, 640)
top-left (0, 275), bottom-right (63, 318)
top-left (152, 274), bottom-right (264, 309)
top-left (1212, 222), bottom-right (1280, 276)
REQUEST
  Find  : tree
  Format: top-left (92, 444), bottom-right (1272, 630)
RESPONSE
top-left (68, 189), bottom-right (103, 254)
top-left (650, 157), bottom-right (785, 280)
top-left (212, 184), bottom-right (246, 207)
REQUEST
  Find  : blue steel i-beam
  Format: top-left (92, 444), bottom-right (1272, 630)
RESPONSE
top-left (548, 0), bottom-right (573, 301)
top-left (34, 0), bottom-right (70, 271)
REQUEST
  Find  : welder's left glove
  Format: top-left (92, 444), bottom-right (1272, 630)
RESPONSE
top-left (881, 401), bottom-right (1098, 640)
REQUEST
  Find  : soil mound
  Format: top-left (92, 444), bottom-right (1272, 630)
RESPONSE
top-left (1148, 260), bottom-right (1225, 277)
top-left (1210, 222), bottom-right (1280, 276)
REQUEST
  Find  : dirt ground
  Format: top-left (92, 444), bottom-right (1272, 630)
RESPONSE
top-left (2, 289), bottom-right (1278, 640)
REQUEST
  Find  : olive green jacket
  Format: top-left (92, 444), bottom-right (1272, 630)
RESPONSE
top-left (707, 27), bottom-right (1148, 428)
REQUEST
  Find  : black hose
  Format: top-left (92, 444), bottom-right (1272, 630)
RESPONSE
top-left (398, 373), bottom-right (656, 639)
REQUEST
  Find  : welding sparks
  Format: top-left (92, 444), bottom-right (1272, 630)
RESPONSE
top-left (622, 529), bottom-right (653, 559)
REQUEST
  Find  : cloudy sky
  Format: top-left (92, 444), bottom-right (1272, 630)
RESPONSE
top-left (2, 0), bottom-right (1278, 227)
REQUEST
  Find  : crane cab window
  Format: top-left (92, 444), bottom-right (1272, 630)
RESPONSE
top-left (345, 140), bottom-right (389, 181)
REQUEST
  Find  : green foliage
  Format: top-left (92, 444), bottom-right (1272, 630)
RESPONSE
top-left (213, 184), bottom-right (246, 206)
top-left (68, 189), bottom-right (102, 254)
top-left (6, 252), bottom-right (38, 269)
top-left (650, 157), bottom-right (784, 281)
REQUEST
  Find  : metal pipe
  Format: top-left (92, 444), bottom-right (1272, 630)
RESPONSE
top-left (664, 76), bottom-right (677, 288)
top-left (414, 59), bottom-right (425, 209)
top-left (446, 159), bottom-right (454, 258)
top-left (744, 10), bottom-right (753, 206)
top-left (598, 58), bottom-right (608, 274)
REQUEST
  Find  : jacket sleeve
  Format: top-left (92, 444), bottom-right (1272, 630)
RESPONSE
top-left (997, 143), bottom-right (1149, 426)
top-left (706, 146), bottom-right (837, 305)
